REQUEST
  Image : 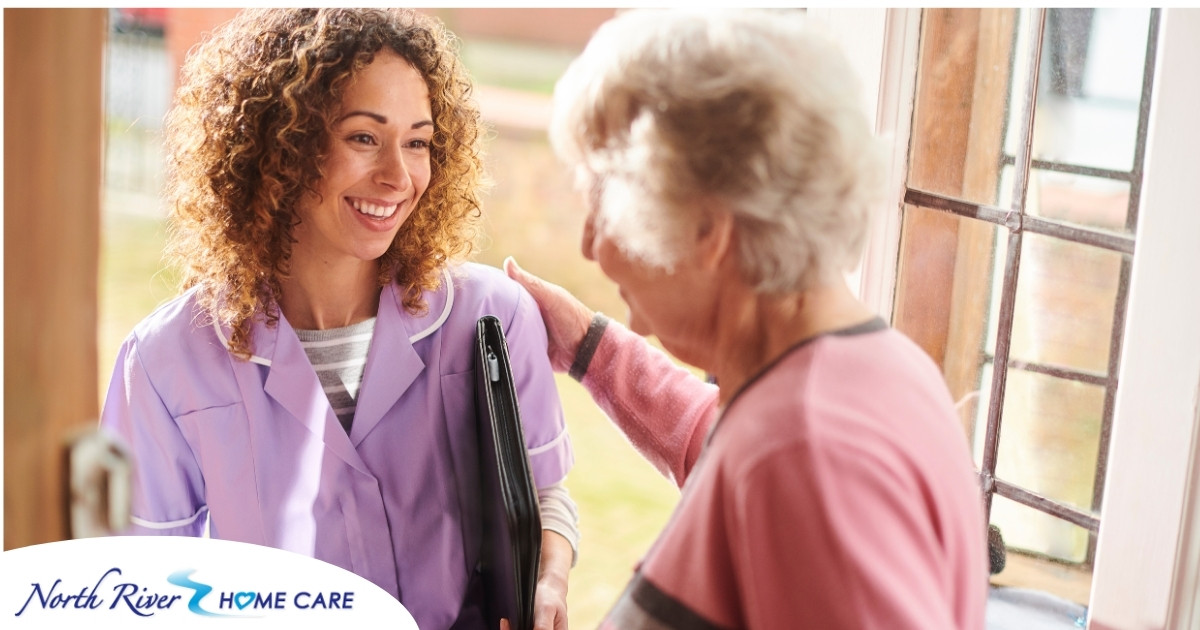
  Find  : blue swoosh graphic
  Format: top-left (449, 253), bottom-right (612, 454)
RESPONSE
top-left (167, 569), bottom-right (226, 617)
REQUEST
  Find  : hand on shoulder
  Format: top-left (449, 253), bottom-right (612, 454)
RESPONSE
top-left (503, 257), bottom-right (594, 374)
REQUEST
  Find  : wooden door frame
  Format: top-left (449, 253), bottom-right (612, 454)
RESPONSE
top-left (3, 8), bottom-right (107, 549)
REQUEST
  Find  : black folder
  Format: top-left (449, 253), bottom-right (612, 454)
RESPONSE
top-left (475, 315), bottom-right (542, 630)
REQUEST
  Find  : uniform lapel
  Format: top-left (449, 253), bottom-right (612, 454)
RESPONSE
top-left (349, 281), bottom-right (444, 446)
top-left (255, 314), bottom-right (370, 473)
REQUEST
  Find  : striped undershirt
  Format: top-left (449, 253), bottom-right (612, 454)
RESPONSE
top-left (294, 317), bottom-right (377, 433)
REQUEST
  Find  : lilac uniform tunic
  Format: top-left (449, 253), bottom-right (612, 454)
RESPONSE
top-left (99, 262), bottom-right (574, 629)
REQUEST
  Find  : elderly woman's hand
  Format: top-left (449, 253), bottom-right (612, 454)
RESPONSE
top-left (504, 257), bottom-right (594, 374)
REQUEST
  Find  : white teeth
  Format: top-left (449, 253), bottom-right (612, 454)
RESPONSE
top-left (350, 198), bottom-right (398, 218)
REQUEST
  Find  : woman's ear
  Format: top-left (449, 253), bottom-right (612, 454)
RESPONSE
top-left (695, 209), bottom-right (735, 273)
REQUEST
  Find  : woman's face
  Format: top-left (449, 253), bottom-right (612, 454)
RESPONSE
top-left (582, 182), bottom-right (719, 367)
top-left (292, 50), bottom-right (433, 267)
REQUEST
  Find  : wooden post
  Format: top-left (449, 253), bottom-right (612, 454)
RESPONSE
top-left (892, 9), bottom-right (1014, 435)
top-left (3, 8), bottom-right (106, 549)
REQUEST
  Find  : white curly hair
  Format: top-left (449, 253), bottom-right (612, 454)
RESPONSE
top-left (550, 8), bottom-right (885, 292)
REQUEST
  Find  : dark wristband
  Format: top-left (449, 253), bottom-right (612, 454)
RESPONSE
top-left (568, 312), bottom-right (610, 382)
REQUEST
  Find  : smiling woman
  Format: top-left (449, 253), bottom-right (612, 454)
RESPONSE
top-left (96, 9), bottom-right (578, 630)
top-left (282, 52), bottom-right (435, 331)
top-left (159, 9), bottom-right (485, 359)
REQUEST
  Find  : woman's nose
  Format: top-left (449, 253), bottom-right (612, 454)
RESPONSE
top-left (375, 144), bottom-right (412, 191)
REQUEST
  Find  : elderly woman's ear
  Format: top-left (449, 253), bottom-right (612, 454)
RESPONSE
top-left (694, 209), bottom-right (736, 274)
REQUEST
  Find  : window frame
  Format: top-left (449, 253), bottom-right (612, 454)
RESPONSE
top-left (1088, 9), bottom-right (1200, 630)
top-left (816, 8), bottom-right (1200, 628)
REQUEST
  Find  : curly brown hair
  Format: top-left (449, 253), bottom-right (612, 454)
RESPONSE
top-left (163, 8), bottom-right (485, 359)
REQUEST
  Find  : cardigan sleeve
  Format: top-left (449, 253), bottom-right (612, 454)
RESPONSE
top-left (578, 317), bottom-right (719, 487)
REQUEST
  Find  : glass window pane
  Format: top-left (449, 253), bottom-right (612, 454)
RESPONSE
top-left (1027, 170), bottom-right (1132, 233)
top-left (992, 491), bottom-right (1093, 564)
top-left (1010, 233), bottom-right (1126, 374)
top-left (991, 368), bottom-right (1105, 514)
top-left (990, 495), bottom-right (1094, 597)
top-left (995, 164), bottom-right (1133, 234)
top-left (1030, 8), bottom-right (1151, 173)
top-left (907, 8), bottom-right (1022, 208)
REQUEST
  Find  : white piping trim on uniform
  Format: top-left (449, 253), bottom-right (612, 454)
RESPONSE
top-left (213, 319), bottom-right (273, 367)
top-left (130, 506), bottom-right (208, 530)
top-left (527, 428), bottom-right (569, 457)
top-left (212, 267), bottom-right (455, 364)
top-left (408, 268), bottom-right (455, 343)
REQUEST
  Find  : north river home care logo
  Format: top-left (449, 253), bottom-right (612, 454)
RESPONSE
top-left (1, 537), bottom-right (416, 627)
top-left (15, 567), bottom-right (358, 618)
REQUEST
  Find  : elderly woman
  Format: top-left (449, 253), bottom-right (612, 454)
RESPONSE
top-left (99, 9), bottom-right (576, 629)
top-left (506, 8), bottom-right (986, 629)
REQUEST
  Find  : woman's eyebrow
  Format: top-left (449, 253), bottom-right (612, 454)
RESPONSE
top-left (337, 110), bottom-right (434, 130)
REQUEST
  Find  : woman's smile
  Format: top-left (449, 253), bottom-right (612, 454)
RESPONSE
top-left (349, 196), bottom-right (401, 219)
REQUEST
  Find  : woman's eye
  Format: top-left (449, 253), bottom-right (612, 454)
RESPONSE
top-left (349, 133), bottom-right (376, 145)
top-left (406, 139), bottom-right (431, 150)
